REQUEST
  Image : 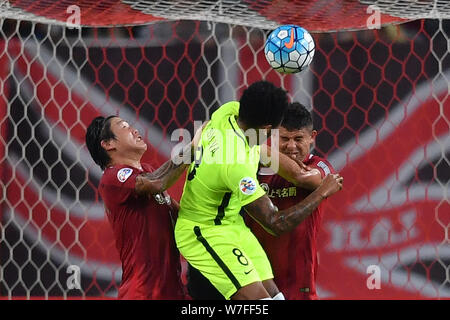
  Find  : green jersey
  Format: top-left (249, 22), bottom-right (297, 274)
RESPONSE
top-left (178, 101), bottom-right (266, 225)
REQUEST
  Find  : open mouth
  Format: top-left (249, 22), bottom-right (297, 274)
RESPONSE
top-left (285, 153), bottom-right (298, 159)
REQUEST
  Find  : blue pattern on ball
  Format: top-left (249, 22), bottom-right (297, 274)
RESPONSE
top-left (264, 24), bottom-right (315, 74)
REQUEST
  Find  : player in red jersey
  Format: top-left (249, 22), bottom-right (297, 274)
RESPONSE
top-left (247, 102), bottom-right (333, 299)
top-left (85, 115), bottom-right (198, 299)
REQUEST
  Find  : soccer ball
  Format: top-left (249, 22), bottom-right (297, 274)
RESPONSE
top-left (264, 25), bottom-right (315, 74)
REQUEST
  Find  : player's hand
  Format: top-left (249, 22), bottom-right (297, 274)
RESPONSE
top-left (317, 173), bottom-right (343, 199)
top-left (192, 121), bottom-right (208, 150)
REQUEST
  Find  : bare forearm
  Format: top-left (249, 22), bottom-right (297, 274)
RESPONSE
top-left (136, 144), bottom-right (192, 195)
top-left (288, 169), bottom-right (322, 190)
top-left (278, 162), bottom-right (321, 190)
top-left (245, 189), bottom-right (325, 236)
top-left (149, 159), bottom-right (189, 191)
top-left (246, 174), bottom-right (342, 236)
top-left (261, 145), bottom-right (321, 190)
top-left (269, 191), bottom-right (325, 235)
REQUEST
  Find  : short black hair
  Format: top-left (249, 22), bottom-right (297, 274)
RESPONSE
top-left (85, 115), bottom-right (116, 170)
top-left (281, 102), bottom-right (313, 131)
top-left (238, 80), bottom-right (288, 128)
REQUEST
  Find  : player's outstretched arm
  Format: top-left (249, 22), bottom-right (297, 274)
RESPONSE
top-left (260, 145), bottom-right (322, 190)
top-left (134, 124), bottom-right (206, 196)
top-left (244, 173), bottom-right (343, 236)
top-left (135, 157), bottom-right (190, 196)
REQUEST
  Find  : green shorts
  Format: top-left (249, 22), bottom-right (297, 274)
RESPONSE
top-left (175, 218), bottom-right (274, 300)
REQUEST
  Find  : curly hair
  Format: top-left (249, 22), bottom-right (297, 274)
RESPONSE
top-left (239, 81), bottom-right (289, 128)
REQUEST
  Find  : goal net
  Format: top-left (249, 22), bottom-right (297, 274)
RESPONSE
top-left (0, 0), bottom-right (449, 299)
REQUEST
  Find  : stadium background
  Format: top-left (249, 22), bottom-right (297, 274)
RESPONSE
top-left (0, 1), bottom-right (449, 299)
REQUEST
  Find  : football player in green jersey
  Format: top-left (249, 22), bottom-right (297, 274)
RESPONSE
top-left (175, 81), bottom-right (343, 300)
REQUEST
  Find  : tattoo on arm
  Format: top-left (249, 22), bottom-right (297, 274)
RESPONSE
top-left (134, 122), bottom-right (206, 197)
top-left (135, 143), bottom-right (192, 196)
top-left (245, 191), bottom-right (325, 236)
top-left (270, 191), bottom-right (324, 235)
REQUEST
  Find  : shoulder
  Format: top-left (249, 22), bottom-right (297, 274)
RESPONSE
top-left (101, 165), bottom-right (138, 186)
top-left (211, 101), bottom-right (240, 121)
top-left (99, 165), bottom-right (144, 204)
top-left (307, 155), bottom-right (334, 175)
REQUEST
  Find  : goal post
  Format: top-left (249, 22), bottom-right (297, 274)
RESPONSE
top-left (0, 1), bottom-right (449, 299)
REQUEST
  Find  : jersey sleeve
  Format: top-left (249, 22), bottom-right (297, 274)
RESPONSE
top-left (312, 158), bottom-right (335, 178)
top-left (101, 167), bottom-right (139, 205)
top-left (222, 162), bottom-right (266, 207)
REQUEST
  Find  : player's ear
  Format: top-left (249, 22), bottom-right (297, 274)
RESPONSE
top-left (101, 139), bottom-right (115, 151)
top-left (309, 129), bottom-right (318, 147)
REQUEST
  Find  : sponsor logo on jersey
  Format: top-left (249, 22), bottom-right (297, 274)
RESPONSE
top-left (117, 168), bottom-right (133, 182)
top-left (239, 177), bottom-right (256, 195)
top-left (260, 182), bottom-right (269, 193)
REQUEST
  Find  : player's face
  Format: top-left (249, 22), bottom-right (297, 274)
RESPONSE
top-left (278, 126), bottom-right (316, 162)
top-left (108, 117), bottom-right (147, 153)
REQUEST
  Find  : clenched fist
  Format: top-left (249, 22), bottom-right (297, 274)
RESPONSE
top-left (317, 173), bottom-right (343, 199)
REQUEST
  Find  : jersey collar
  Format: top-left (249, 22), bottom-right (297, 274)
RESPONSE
top-left (228, 115), bottom-right (247, 146)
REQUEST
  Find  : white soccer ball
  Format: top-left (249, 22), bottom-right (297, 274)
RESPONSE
top-left (264, 25), bottom-right (315, 74)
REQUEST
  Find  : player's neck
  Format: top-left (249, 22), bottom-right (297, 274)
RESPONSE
top-left (109, 155), bottom-right (142, 170)
top-left (236, 117), bottom-right (248, 133)
top-left (236, 117), bottom-right (255, 146)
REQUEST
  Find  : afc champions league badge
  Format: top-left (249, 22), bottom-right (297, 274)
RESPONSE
top-left (117, 168), bottom-right (133, 182)
top-left (239, 177), bottom-right (256, 195)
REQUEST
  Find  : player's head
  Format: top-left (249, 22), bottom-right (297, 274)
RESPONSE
top-left (238, 80), bottom-right (288, 136)
top-left (278, 102), bottom-right (317, 162)
top-left (86, 116), bottom-right (147, 169)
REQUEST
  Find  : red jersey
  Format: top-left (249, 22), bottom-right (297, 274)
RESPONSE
top-left (247, 154), bottom-right (334, 300)
top-left (99, 163), bottom-right (185, 300)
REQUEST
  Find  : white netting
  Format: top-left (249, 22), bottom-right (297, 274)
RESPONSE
top-left (361, 0), bottom-right (450, 19)
top-left (0, 0), bottom-right (431, 30)
top-left (0, 1), bottom-right (449, 29)
top-left (122, 0), bottom-right (279, 29)
top-left (0, 1), bottom-right (63, 25)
